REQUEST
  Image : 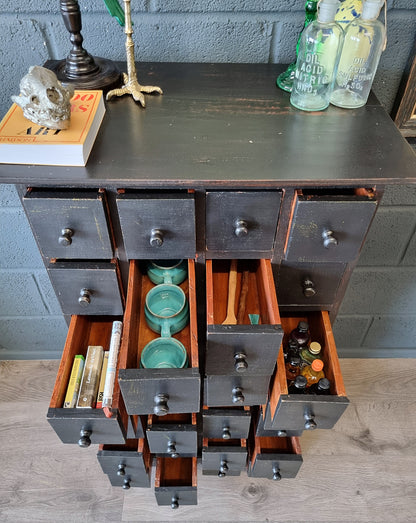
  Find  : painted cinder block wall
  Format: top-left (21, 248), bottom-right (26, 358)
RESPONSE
top-left (0, 1), bottom-right (415, 359)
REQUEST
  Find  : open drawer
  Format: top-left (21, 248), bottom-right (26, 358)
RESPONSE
top-left (265, 311), bottom-right (349, 432)
top-left (202, 438), bottom-right (247, 476)
top-left (248, 435), bottom-right (302, 480)
top-left (47, 315), bottom-right (128, 446)
top-left (118, 260), bottom-right (200, 416)
top-left (97, 438), bottom-right (151, 489)
top-left (206, 259), bottom-right (283, 376)
top-left (146, 413), bottom-right (198, 457)
top-left (154, 457), bottom-right (197, 508)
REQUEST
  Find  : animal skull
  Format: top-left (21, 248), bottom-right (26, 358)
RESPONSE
top-left (11, 66), bottom-right (74, 130)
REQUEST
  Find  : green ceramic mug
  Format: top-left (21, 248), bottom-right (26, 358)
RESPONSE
top-left (144, 283), bottom-right (189, 337)
top-left (147, 259), bottom-right (188, 285)
top-left (140, 336), bottom-right (188, 369)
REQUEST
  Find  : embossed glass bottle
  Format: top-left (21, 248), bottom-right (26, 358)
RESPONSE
top-left (301, 358), bottom-right (325, 386)
top-left (330, 0), bottom-right (385, 108)
top-left (290, 0), bottom-right (344, 111)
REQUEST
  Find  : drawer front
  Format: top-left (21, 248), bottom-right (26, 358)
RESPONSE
top-left (47, 409), bottom-right (126, 445)
top-left (202, 446), bottom-right (247, 476)
top-left (117, 193), bottom-right (196, 259)
top-left (248, 454), bottom-right (303, 480)
top-left (202, 409), bottom-right (251, 439)
top-left (97, 450), bottom-right (150, 488)
top-left (47, 261), bottom-right (123, 315)
top-left (276, 262), bottom-right (345, 307)
top-left (23, 189), bottom-right (113, 259)
top-left (285, 196), bottom-right (377, 263)
top-left (206, 191), bottom-right (281, 255)
top-left (257, 406), bottom-right (303, 438)
top-left (206, 325), bottom-right (282, 376)
top-left (155, 486), bottom-right (198, 507)
top-left (204, 375), bottom-right (270, 407)
top-left (146, 424), bottom-right (198, 456)
top-left (118, 368), bottom-right (200, 415)
top-left (269, 396), bottom-right (350, 431)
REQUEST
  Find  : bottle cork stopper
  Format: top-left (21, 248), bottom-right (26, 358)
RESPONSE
top-left (311, 359), bottom-right (324, 371)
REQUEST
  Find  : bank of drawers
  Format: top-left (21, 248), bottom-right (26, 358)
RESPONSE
top-left (41, 187), bottom-right (369, 506)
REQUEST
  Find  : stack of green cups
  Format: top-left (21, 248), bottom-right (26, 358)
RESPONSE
top-left (141, 260), bottom-right (189, 369)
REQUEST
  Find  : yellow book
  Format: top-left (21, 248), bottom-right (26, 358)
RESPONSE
top-left (96, 351), bottom-right (109, 409)
top-left (63, 355), bottom-right (85, 408)
top-left (0, 90), bottom-right (105, 166)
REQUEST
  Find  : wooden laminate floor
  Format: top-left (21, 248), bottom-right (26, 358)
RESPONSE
top-left (0, 359), bottom-right (415, 522)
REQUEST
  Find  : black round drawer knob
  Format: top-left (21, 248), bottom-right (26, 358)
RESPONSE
top-left (150, 228), bottom-right (164, 247)
top-left (234, 352), bottom-right (248, 373)
top-left (58, 228), bottom-right (74, 246)
top-left (78, 288), bottom-right (91, 307)
top-left (272, 466), bottom-right (282, 481)
top-left (322, 229), bottom-right (338, 249)
top-left (232, 386), bottom-right (245, 404)
top-left (304, 412), bottom-right (317, 430)
top-left (122, 479), bottom-right (131, 490)
top-left (153, 393), bottom-right (169, 416)
top-left (234, 219), bottom-right (248, 237)
top-left (277, 430), bottom-right (287, 437)
top-left (218, 460), bottom-right (228, 477)
top-left (302, 278), bottom-right (316, 298)
top-left (167, 440), bottom-right (179, 458)
top-left (222, 427), bottom-right (231, 440)
top-left (117, 464), bottom-right (126, 476)
top-left (171, 496), bottom-right (179, 509)
top-left (78, 428), bottom-right (92, 447)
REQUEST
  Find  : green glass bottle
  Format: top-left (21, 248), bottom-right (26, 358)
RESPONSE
top-left (300, 341), bottom-right (322, 365)
top-left (277, 1), bottom-right (318, 93)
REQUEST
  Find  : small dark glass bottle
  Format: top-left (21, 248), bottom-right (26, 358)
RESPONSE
top-left (290, 321), bottom-right (310, 347)
top-left (285, 354), bottom-right (301, 381)
top-left (284, 338), bottom-right (300, 363)
top-left (288, 375), bottom-right (308, 394)
top-left (308, 377), bottom-right (331, 395)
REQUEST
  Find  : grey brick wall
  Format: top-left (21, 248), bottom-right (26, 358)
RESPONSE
top-left (0, 1), bottom-right (415, 359)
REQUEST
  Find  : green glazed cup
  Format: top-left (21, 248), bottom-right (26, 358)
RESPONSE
top-left (144, 283), bottom-right (189, 337)
top-left (141, 337), bottom-right (188, 369)
top-left (147, 259), bottom-right (188, 286)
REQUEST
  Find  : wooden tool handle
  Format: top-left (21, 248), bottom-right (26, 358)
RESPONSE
top-left (222, 260), bottom-right (238, 325)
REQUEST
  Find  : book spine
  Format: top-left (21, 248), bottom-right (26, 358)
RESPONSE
top-left (77, 346), bottom-right (104, 408)
top-left (96, 351), bottom-right (109, 409)
top-left (102, 321), bottom-right (123, 409)
top-left (63, 355), bottom-right (85, 408)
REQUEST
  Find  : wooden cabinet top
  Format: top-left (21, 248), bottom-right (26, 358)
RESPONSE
top-left (1, 62), bottom-right (415, 188)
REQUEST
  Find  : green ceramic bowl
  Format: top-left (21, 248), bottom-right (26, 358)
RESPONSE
top-left (144, 283), bottom-right (189, 337)
top-left (141, 337), bottom-right (188, 369)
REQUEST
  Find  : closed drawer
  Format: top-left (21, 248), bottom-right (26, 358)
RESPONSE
top-left (202, 438), bottom-right (247, 476)
top-left (47, 315), bottom-right (128, 446)
top-left (118, 260), bottom-right (200, 415)
top-left (206, 191), bottom-right (281, 256)
top-left (97, 439), bottom-right (151, 488)
top-left (256, 406), bottom-right (303, 438)
top-left (116, 192), bottom-right (196, 259)
top-left (285, 189), bottom-right (377, 263)
top-left (206, 259), bottom-right (282, 376)
top-left (146, 413), bottom-right (198, 457)
top-left (247, 435), bottom-right (303, 480)
top-left (154, 457), bottom-right (197, 508)
top-left (204, 374), bottom-right (271, 407)
top-left (276, 262), bottom-right (345, 308)
top-left (266, 311), bottom-right (349, 432)
top-left (202, 407), bottom-right (251, 440)
top-left (47, 260), bottom-right (124, 315)
top-left (23, 188), bottom-right (113, 260)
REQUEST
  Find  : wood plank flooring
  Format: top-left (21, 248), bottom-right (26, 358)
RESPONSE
top-left (0, 359), bottom-right (415, 522)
